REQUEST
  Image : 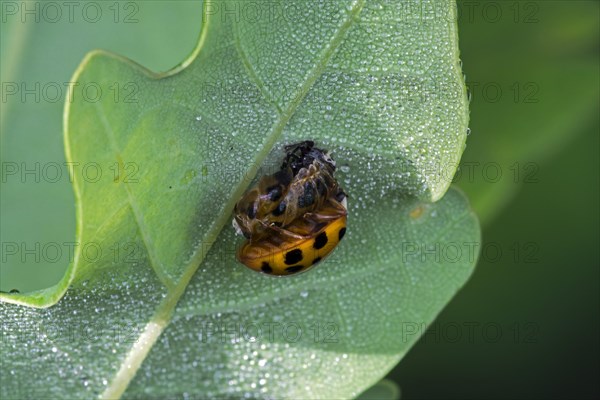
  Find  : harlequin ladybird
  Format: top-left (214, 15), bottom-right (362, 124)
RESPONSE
top-left (236, 197), bottom-right (347, 275)
top-left (233, 141), bottom-right (343, 241)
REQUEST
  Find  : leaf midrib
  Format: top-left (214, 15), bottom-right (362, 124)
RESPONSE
top-left (101, 1), bottom-right (366, 397)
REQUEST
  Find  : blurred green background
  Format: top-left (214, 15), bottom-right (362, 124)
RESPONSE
top-left (1, 1), bottom-right (598, 398)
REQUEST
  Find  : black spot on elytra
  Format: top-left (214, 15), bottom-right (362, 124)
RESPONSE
top-left (284, 249), bottom-right (303, 265)
top-left (272, 201), bottom-right (286, 216)
top-left (247, 204), bottom-right (256, 219)
top-left (261, 262), bottom-right (273, 274)
top-left (338, 227), bottom-right (346, 240)
top-left (312, 257), bottom-right (322, 265)
top-left (313, 232), bottom-right (328, 249)
top-left (298, 182), bottom-right (315, 208)
top-left (266, 185), bottom-right (282, 202)
top-left (285, 265), bottom-right (304, 274)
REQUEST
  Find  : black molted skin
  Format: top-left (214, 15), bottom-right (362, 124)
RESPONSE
top-left (233, 140), bottom-right (345, 242)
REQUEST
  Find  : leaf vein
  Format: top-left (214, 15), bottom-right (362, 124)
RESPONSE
top-left (93, 101), bottom-right (176, 290)
top-left (233, 21), bottom-right (284, 114)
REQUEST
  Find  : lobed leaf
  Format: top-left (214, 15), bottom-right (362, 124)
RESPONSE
top-left (1, 1), bottom-right (476, 398)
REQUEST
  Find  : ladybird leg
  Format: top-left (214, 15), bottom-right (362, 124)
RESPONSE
top-left (264, 223), bottom-right (311, 240)
top-left (329, 197), bottom-right (348, 213)
top-left (304, 198), bottom-right (347, 223)
top-left (250, 220), bottom-right (310, 243)
top-left (303, 212), bottom-right (338, 222)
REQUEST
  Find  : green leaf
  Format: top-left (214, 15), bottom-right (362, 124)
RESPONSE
top-left (1, 0), bottom-right (477, 398)
top-left (1, 188), bottom-right (479, 398)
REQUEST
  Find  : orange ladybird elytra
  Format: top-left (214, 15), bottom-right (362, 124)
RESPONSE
top-left (237, 198), bottom-right (347, 276)
top-left (233, 141), bottom-right (347, 276)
